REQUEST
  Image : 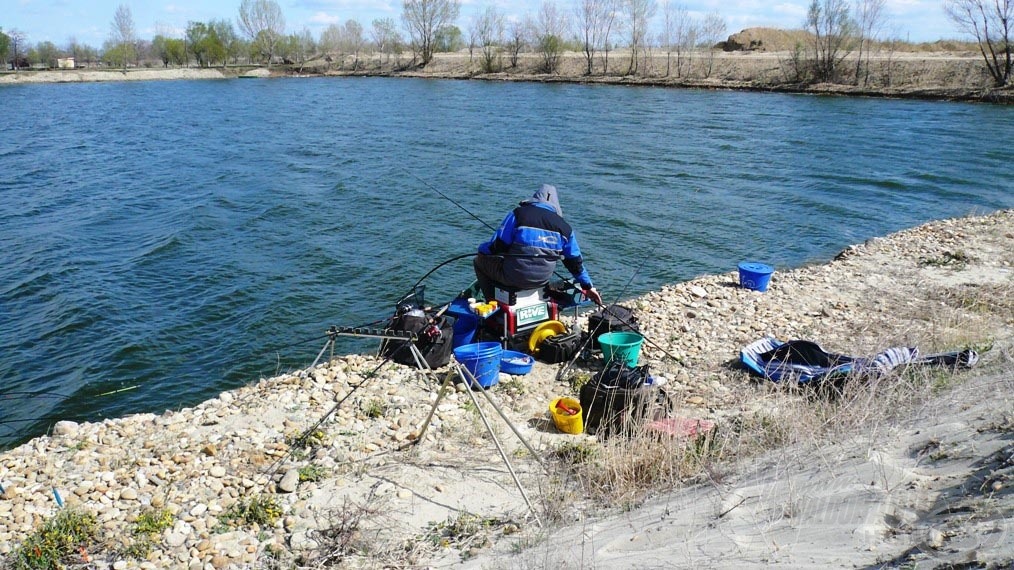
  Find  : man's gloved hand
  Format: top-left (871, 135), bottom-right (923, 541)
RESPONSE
top-left (582, 287), bottom-right (603, 306)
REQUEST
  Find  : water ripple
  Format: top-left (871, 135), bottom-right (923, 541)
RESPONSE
top-left (1, 78), bottom-right (1012, 448)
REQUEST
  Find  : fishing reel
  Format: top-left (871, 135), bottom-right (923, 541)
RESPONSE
top-left (422, 323), bottom-right (443, 341)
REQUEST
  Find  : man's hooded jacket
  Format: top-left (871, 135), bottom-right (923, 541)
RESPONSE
top-left (478, 184), bottom-right (593, 290)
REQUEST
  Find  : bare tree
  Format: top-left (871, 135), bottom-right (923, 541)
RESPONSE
top-left (320, 23), bottom-right (341, 68)
top-left (238, 0), bottom-right (285, 68)
top-left (8, 29), bottom-right (27, 71)
top-left (533, 1), bottom-right (570, 73)
top-left (371, 18), bottom-right (402, 66)
top-left (472, 6), bottom-right (505, 73)
top-left (623, 0), bottom-right (657, 76)
top-left (110, 4), bottom-right (136, 70)
top-left (945, 0), bottom-right (1013, 87)
top-left (0, 30), bottom-right (8, 71)
top-left (575, 0), bottom-right (617, 75)
top-left (673, 5), bottom-right (697, 77)
top-left (343, 20), bottom-right (366, 69)
top-left (698, 11), bottom-right (726, 78)
top-left (853, 0), bottom-right (886, 85)
top-left (467, 13), bottom-right (480, 69)
top-left (806, 0), bottom-right (856, 82)
top-left (401, 0), bottom-right (461, 66)
top-left (658, 0), bottom-right (675, 76)
top-left (506, 19), bottom-right (528, 69)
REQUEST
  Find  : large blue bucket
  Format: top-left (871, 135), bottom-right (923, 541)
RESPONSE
top-left (453, 342), bottom-right (503, 389)
top-left (738, 262), bottom-right (774, 292)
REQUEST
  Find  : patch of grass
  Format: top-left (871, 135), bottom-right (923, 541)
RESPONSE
top-left (298, 463), bottom-right (330, 482)
top-left (569, 372), bottom-right (592, 391)
top-left (310, 492), bottom-right (380, 566)
top-left (423, 513), bottom-right (518, 558)
top-left (937, 283), bottom-right (1014, 321)
top-left (220, 495), bottom-right (283, 529)
top-left (134, 507), bottom-right (174, 535)
top-left (498, 376), bottom-right (527, 396)
top-left (919, 250), bottom-right (974, 268)
top-left (10, 508), bottom-right (97, 570)
top-left (120, 506), bottom-right (174, 558)
top-left (363, 399), bottom-right (386, 419)
top-left (285, 429), bottom-right (331, 460)
top-left (553, 440), bottom-right (599, 466)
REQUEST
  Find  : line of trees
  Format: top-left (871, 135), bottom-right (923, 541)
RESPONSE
top-left (2, 0), bottom-right (1009, 87)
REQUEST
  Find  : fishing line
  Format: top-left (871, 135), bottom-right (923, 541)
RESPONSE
top-left (401, 168), bottom-right (496, 231)
top-left (254, 340), bottom-right (418, 490)
top-left (557, 212), bottom-right (684, 380)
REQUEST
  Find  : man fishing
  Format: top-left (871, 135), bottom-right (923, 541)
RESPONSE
top-left (474, 184), bottom-right (603, 307)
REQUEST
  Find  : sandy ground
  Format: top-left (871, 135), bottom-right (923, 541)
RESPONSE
top-left (0, 67), bottom-right (238, 84)
top-left (460, 368), bottom-right (1013, 569)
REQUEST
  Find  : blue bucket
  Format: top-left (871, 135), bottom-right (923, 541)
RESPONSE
top-left (453, 342), bottom-right (503, 389)
top-left (451, 314), bottom-right (479, 348)
top-left (738, 262), bottom-right (774, 292)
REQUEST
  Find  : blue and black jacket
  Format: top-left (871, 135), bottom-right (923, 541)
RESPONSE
top-left (478, 187), bottom-right (593, 290)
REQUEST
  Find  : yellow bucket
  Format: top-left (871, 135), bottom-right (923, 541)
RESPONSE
top-left (550, 397), bottom-right (584, 435)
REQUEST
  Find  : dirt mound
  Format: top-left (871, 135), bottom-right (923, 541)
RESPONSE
top-left (723, 27), bottom-right (811, 52)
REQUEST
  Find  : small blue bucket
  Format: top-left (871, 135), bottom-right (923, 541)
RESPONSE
top-left (738, 262), bottom-right (774, 292)
top-left (453, 342), bottom-right (503, 389)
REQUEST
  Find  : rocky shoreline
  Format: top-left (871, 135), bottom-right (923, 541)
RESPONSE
top-left (1, 210), bottom-right (1012, 568)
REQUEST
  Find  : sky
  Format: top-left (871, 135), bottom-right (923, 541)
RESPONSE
top-left (3, 0), bottom-right (962, 48)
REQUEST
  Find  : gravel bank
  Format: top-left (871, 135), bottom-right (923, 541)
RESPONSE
top-left (1, 210), bottom-right (1011, 568)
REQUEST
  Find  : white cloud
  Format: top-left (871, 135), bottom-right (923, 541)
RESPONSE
top-left (308, 11), bottom-right (343, 26)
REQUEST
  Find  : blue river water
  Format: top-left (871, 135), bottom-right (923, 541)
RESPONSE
top-left (1, 77), bottom-right (1011, 449)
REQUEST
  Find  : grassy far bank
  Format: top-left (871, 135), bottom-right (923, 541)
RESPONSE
top-left (2, 28), bottom-right (1011, 103)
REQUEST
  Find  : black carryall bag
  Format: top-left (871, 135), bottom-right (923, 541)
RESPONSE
top-left (579, 361), bottom-right (668, 437)
top-left (587, 304), bottom-right (639, 349)
top-left (537, 330), bottom-right (581, 364)
top-left (379, 309), bottom-right (454, 369)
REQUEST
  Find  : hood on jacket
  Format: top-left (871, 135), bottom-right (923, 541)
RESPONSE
top-left (520, 183), bottom-right (563, 216)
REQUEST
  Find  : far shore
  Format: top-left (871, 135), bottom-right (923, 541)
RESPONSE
top-left (3, 50), bottom-right (1011, 104)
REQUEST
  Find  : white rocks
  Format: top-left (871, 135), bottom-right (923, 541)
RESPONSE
top-left (52, 420), bottom-right (80, 437)
top-left (209, 466), bottom-right (227, 478)
top-left (290, 530), bottom-right (319, 550)
top-left (278, 469), bottom-right (300, 493)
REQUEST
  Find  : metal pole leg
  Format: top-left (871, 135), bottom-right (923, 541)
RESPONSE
top-left (413, 369), bottom-right (456, 444)
top-left (457, 365), bottom-right (542, 528)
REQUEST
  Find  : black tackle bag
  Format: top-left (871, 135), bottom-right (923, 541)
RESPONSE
top-left (379, 309), bottom-right (454, 369)
top-left (537, 330), bottom-right (581, 364)
top-left (579, 361), bottom-right (668, 437)
top-left (587, 304), bottom-right (639, 349)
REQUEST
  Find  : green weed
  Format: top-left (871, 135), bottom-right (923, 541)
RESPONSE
top-left (363, 399), bottom-right (386, 419)
top-left (220, 495), bottom-right (283, 529)
top-left (298, 463), bottom-right (330, 482)
top-left (10, 508), bottom-right (97, 570)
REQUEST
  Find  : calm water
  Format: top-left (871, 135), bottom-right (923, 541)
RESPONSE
top-left (1, 77), bottom-right (1011, 448)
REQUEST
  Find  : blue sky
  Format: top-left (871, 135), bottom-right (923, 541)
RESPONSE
top-left (5, 0), bottom-right (961, 47)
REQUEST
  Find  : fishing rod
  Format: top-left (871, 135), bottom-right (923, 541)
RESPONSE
top-left (401, 168), bottom-right (496, 232)
top-left (401, 169), bottom-right (590, 294)
top-left (254, 337), bottom-right (423, 491)
top-left (557, 214), bottom-right (685, 381)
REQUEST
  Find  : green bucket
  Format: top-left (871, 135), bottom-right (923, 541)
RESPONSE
top-left (598, 331), bottom-right (645, 367)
